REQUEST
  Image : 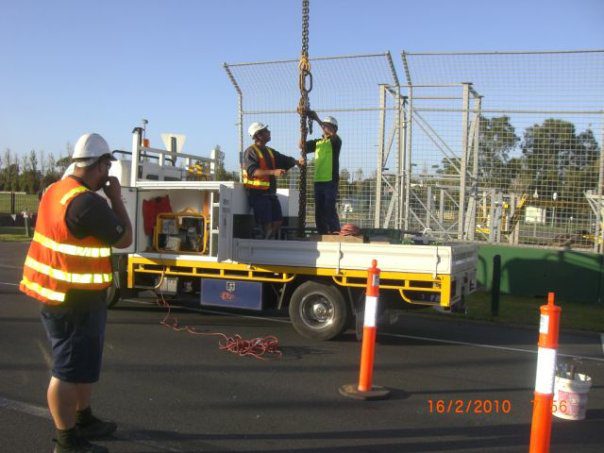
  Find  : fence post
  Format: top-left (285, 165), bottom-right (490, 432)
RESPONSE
top-left (10, 192), bottom-right (16, 215)
top-left (491, 254), bottom-right (501, 316)
top-left (23, 211), bottom-right (31, 237)
top-left (339, 259), bottom-right (390, 400)
top-left (529, 292), bottom-right (561, 453)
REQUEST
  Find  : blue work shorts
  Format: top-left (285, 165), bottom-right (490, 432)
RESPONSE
top-left (40, 305), bottom-right (107, 383)
top-left (248, 191), bottom-right (283, 225)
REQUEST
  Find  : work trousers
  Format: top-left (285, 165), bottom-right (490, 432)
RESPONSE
top-left (314, 181), bottom-right (340, 234)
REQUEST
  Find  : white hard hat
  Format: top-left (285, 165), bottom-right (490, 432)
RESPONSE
top-left (248, 122), bottom-right (269, 138)
top-left (322, 116), bottom-right (338, 128)
top-left (72, 133), bottom-right (115, 166)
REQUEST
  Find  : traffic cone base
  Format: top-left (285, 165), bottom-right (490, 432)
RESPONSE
top-left (338, 383), bottom-right (390, 401)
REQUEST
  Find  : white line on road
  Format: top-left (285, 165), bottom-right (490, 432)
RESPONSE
top-left (0, 264), bottom-right (22, 270)
top-left (0, 396), bottom-right (50, 419)
top-left (381, 332), bottom-right (604, 363)
top-left (124, 298), bottom-right (604, 362)
top-left (0, 396), bottom-right (185, 452)
top-left (0, 281), bottom-right (18, 286)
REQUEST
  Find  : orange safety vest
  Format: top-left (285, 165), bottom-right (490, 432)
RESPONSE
top-left (242, 145), bottom-right (276, 190)
top-left (20, 177), bottom-right (113, 305)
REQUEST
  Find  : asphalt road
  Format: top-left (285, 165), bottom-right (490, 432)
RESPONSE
top-left (1, 242), bottom-right (603, 452)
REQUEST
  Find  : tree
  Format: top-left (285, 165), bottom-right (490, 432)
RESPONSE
top-left (436, 157), bottom-right (461, 176)
top-left (436, 116), bottom-right (520, 191)
top-left (19, 150), bottom-right (42, 194)
top-left (521, 119), bottom-right (599, 202)
top-left (214, 160), bottom-right (237, 181)
top-left (0, 149), bottom-right (20, 191)
top-left (477, 116), bottom-right (520, 190)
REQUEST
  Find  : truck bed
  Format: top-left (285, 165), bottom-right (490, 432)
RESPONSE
top-left (232, 238), bottom-right (477, 277)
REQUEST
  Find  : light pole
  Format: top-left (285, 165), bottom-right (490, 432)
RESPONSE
top-left (533, 189), bottom-right (539, 237)
top-left (551, 192), bottom-right (557, 228)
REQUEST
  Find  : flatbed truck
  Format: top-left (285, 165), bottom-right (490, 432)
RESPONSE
top-left (107, 125), bottom-right (478, 340)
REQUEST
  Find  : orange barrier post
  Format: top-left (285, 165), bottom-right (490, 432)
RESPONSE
top-left (339, 259), bottom-right (390, 400)
top-left (529, 292), bottom-right (561, 453)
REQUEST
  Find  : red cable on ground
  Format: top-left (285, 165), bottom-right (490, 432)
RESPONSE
top-left (155, 291), bottom-right (282, 360)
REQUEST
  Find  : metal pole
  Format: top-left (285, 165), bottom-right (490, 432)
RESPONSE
top-left (426, 185), bottom-right (432, 229)
top-left (596, 112), bottom-right (604, 253)
top-left (223, 63), bottom-right (244, 182)
top-left (439, 189), bottom-right (445, 224)
top-left (396, 88), bottom-right (404, 229)
top-left (508, 193), bottom-right (516, 245)
top-left (24, 212), bottom-right (30, 237)
top-left (403, 92), bottom-right (412, 232)
top-left (458, 83), bottom-right (471, 239)
top-left (393, 90), bottom-right (401, 228)
top-left (130, 128), bottom-right (142, 188)
top-left (170, 137), bottom-right (177, 166)
top-left (238, 91), bottom-right (244, 183)
top-left (467, 95), bottom-right (481, 241)
top-left (401, 52), bottom-right (413, 232)
top-left (375, 85), bottom-right (387, 228)
top-left (488, 189), bottom-right (496, 243)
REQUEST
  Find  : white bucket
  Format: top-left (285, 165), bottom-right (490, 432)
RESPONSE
top-left (552, 372), bottom-right (592, 420)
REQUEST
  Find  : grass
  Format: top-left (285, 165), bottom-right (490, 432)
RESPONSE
top-left (0, 234), bottom-right (31, 242)
top-left (447, 291), bottom-right (604, 333)
top-left (0, 226), bottom-right (32, 242)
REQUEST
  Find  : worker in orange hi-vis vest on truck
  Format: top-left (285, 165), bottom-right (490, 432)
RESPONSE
top-left (242, 122), bottom-right (305, 239)
top-left (20, 133), bottom-right (132, 453)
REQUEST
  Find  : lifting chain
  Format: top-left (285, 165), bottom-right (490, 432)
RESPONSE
top-left (297, 0), bottom-right (313, 237)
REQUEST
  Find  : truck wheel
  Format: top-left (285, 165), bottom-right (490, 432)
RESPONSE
top-left (289, 281), bottom-right (349, 341)
top-left (105, 280), bottom-right (120, 308)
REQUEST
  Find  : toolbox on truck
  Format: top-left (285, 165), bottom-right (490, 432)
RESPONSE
top-left (154, 211), bottom-right (207, 253)
top-left (200, 279), bottom-right (263, 311)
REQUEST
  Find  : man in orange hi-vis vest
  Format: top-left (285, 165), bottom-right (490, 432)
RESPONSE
top-left (20, 133), bottom-right (132, 453)
top-left (242, 122), bottom-right (304, 239)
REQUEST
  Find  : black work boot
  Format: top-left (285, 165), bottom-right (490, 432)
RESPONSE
top-left (75, 407), bottom-right (117, 439)
top-left (52, 436), bottom-right (109, 453)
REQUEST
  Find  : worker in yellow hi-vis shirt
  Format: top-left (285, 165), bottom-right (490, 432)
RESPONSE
top-left (303, 111), bottom-right (342, 234)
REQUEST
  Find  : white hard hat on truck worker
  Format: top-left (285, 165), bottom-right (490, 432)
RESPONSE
top-left (248, 122), bottom-right (269, 139)
top-left (322, 116), bottom-right (338, 129)
top-left (72, 133), bottom-right (115, 167)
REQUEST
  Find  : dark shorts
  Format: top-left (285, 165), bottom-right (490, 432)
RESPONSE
top-left (40, 304), bottom-right (107, 383)
top-left (248, 191), bottom-right (283, 225)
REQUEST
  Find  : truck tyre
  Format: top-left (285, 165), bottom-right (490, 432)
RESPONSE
top-left (289, 281), bottom-right (349, 341)
top-left (105, 280), bottom-right (120, 308)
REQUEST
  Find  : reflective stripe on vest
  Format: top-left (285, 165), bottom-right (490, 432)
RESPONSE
top-left (60, 186), bottom-right (89, 205)
top-left (20, 276), bottom-right (66, 302)
top-left (24, 256), bottom-right (113, 284)
top-left (314, 138), bottom-right (333, 182)
top-left (243, 145), bottom-right (276, 190)
top-left (32, 231), bottom-right (111, 258)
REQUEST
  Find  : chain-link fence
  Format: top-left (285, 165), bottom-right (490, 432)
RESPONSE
top-left (224, 53), bottom-right (399, 231)
top-left (0, 192), bottom-right (38, 215)
top-left (226, 50), bottom-right (604, 251)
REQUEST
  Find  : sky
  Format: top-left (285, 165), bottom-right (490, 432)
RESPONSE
top-left (1, 0), bottom-right (603, 172)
